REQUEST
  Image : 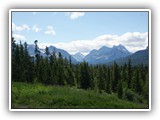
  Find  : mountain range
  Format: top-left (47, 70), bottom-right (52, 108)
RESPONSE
top-left (84, 44), bottom-right (131, 64)
top-left (27, 45), bottom-right (77, 64)
top-left (27, 44), bottom-right (148, 66)
top-left (107, 46), bottom-right (149, 66)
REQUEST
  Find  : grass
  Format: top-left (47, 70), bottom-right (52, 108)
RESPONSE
top-left (11, 82), bottom-right (148, 109)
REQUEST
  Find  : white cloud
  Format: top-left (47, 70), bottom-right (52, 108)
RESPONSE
top-left (13, 34), bottom-right (26, 42)
top-left (66, 12), bottom-right (85, 20)
top-left (32, 25), bottom-right (41, 32)
top-left (44, 26), bottom-right (56, 36)
top-left (12, 23), bottom-right (16, 31)
top-left (12, 23), bottom-right (30, 32)
top-left (22, 24), bottom-right (30, 31)
top-left (119, 32), bottom-right (148, 52)
top-left (39, 32), bottom-right (148, 55)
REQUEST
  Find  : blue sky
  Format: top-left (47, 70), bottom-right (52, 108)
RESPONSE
top-left (12, 11), bottom-right (149, 55)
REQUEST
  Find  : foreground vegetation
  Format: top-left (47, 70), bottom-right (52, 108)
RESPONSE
top-left (12, 82), bottom-right (147, 109)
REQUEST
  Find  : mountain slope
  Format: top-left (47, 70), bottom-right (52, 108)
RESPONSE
top-left (84, 44), bottom-right (131, 64)
top-left (72, 52), bottom-right (85, 62)
top-left (107, 47), bottom-right (149, 66)
top-left (27, 45), bottom-right (77, 64)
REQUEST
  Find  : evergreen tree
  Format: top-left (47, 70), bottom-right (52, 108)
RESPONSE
top-left (65, 66), bottom-right (76, 86)
top-left (135, 69), bottom-right (142, 95)
top-left (117, 80), bottom-right (123, 99)
top-left (105, 68), bottom-right (111, 94)
top-left (49, 51), bottom-right (58, 85)
top-left (75, 64), bottom-right (81, 88)
top-left (79, 62), bottom-right (91, 89)
top-left (69, 55), bottom-right (72, 67)
top-left (34, 40), bottom-right (40, 82)
top-left (121, 64), bottom-right (127, 88)
top-left (57, 52), bottom-right (66, 86)
top-left (34, 40), bottom-right (40, 64)
top-left (127, 59), bottom-right (132, 88)
top-left (23, 42), bottom-right (34, 83)
top-left (93, 76), bottom-right (99, 92)
top-left (112, 62), bottom-right (119, 92)
top-left (34, 40), bottom-right (39, 55)
top-left (11, 37), bottom-right (16, 56)
top-left (11, 38), bottom-right (16, 81)
top-left (97, 65), bottom-right (105, 93)
top-left (19, 41), bottom-right (25, 81)
top-left (45, 46), bottom-right (50, 59)
top-left (12, 42), bottom-right (20, 81)
top-left (89, 65), bottom-right (95, 90)
top-left (143, 72), bottom-right (149, 101)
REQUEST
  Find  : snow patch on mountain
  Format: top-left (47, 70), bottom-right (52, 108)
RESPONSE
top-left (84, 44), bottom-right (132, 64)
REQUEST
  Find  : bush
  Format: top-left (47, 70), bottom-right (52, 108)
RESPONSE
top-left (123, 88), bottom-right (142, 103)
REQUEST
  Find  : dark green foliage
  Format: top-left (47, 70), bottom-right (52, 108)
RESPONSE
top-left (105, 68), bottom-right (111, 94)
top-left (45, 46), bottom-right (50, 56)
top-left (123, 88), bottom-right (143, 103)
top-left (79, 62), bottom-right (91, 90)
top-left (12, 39), bottom-right (34, 83)
top-left (127, 59), bottom-right (132, 88)
top-left (123, 88), bottom-right (137, 101)
top-left (11, 39), bottom-right (149, 107)
top-left (117, 80), bottom-right (123, 99)
top-left (112, 62), bottom-right (120, 92)
top-left (23, 42), bottom-right (34, 83)
top-left (64, 66), bottom-right (76, 86)
top-left (135, 69), bottom-right (142, 94)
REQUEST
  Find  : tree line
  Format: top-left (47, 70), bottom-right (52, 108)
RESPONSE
top-left (11, 38), bottom-right (149, 104)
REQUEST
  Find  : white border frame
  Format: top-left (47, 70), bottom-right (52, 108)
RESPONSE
top-left (9, 9), bottom-right (151, 111)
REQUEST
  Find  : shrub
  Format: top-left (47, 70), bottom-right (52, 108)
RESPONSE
top-left (123, 88), bottom-right (140, 102)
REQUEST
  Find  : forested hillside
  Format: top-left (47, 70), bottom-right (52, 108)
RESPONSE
top-left (11, 38), bottom-right (149, 109)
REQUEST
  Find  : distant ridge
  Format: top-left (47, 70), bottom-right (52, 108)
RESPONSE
top-left (27, 44), bottom-right (148, 66)
top-left (27, 44), bottom-right (77, 64)
top-left (107, 47), bottom-right (149, 66)
top-left (84, 44), bottom-right (131, 64)
top-left (72, 52), bottom-right (85, 62)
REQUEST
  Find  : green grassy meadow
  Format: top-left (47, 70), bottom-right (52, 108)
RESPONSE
top-left (11, 82), bottom-right (147, 109)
